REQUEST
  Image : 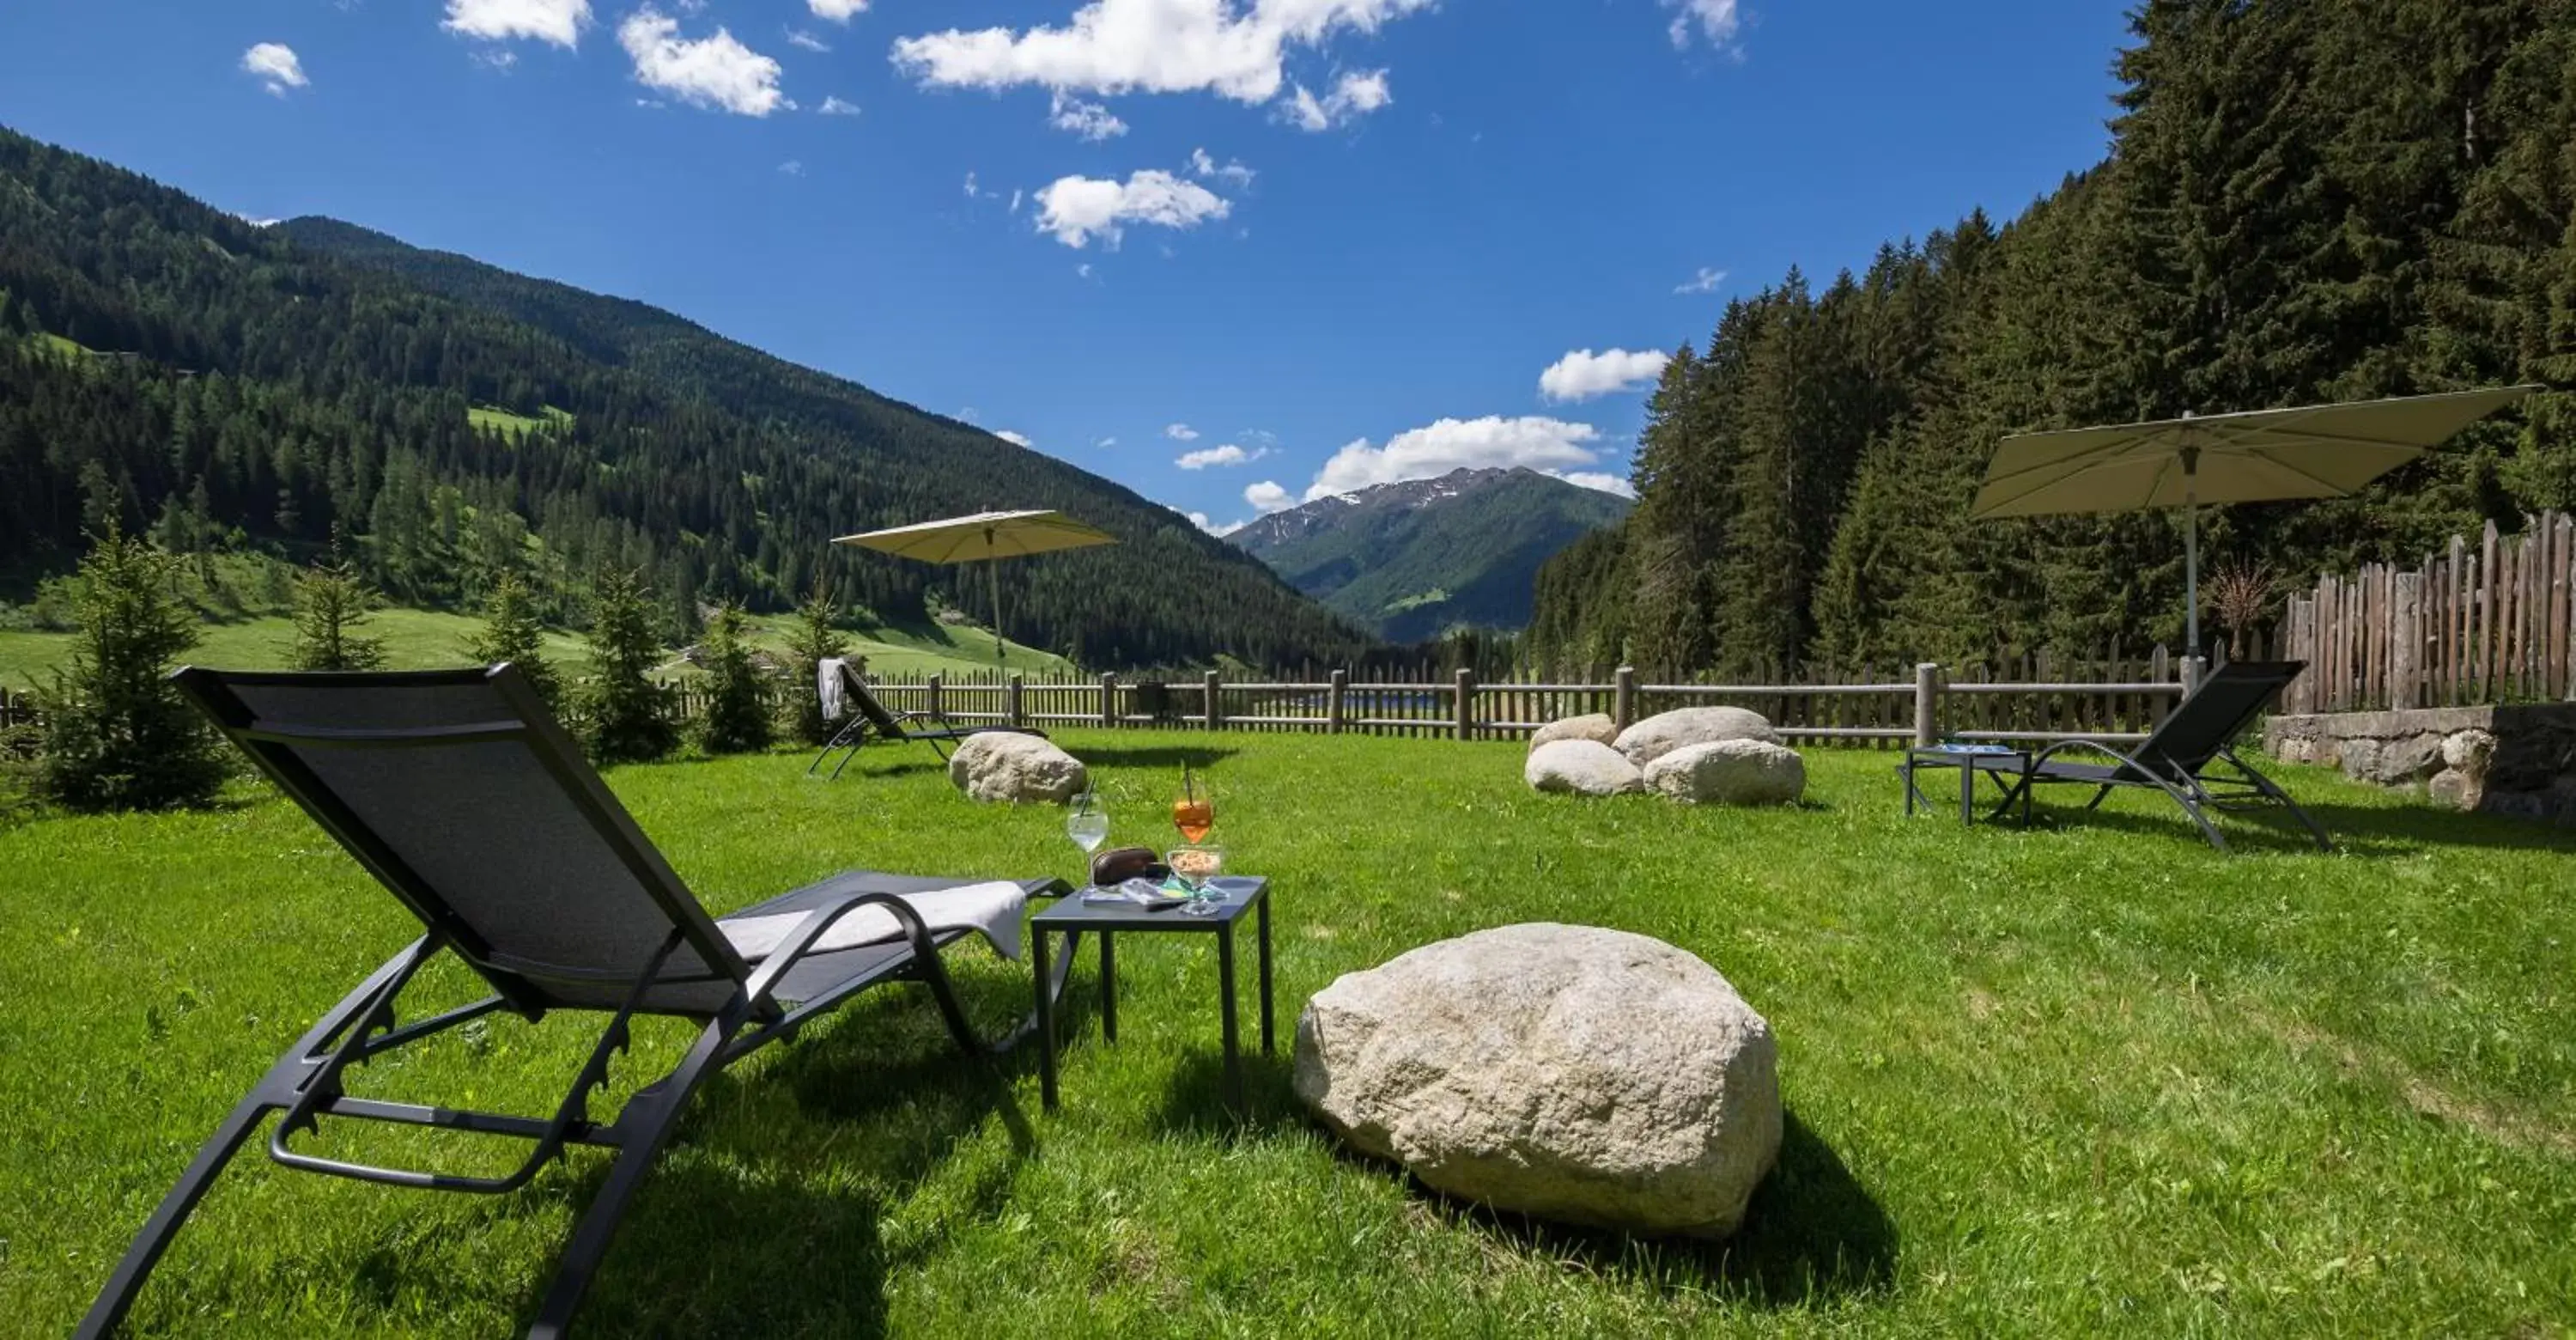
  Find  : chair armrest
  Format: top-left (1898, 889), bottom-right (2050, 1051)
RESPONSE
top-left (738, 891), bottom-right (945, 1011)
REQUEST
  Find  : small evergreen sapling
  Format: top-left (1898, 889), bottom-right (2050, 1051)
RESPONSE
top-left (37, 525), bottom-right (228, 812)
top-left (465, 572), bottom-right (560, 711)
top-left (786, 584), bottom-right (851, 746)
top-left (579, 569), bottom-right (678, 764)
top-left (288, 537), bottom-right (387, 672)
top-left (695, 602), bottom-right (773, 755)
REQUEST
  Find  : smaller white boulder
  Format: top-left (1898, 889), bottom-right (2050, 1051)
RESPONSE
top-left (1525, 740), bottom-right (1646, 796)
top-left (947, 732), bottom-right (1088, 805)
top-left (1614, 707), bottom-right (1779, 767)
top-left (1645, 739), bottom-right (1806, 807)
top-left (1529, 714), bottom-right (1620, 751)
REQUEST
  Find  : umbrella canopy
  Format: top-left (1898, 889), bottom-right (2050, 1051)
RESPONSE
top-left (832, 509), bottom-right (1116, 563)
top-left (833, 510), bottom-right (1117, 666)
top-left (1970, 386), bottom-right (2538, 654)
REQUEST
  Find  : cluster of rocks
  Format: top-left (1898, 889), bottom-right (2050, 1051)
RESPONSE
top-left (1524, 707), bottom-right (1806, 806)
top-left (947, 731), bottom-right (1089, 804)
top-left (1293, 923), bottom-right (1781, 1237)
top-left (2264, 704), bottom-right (2576, 820)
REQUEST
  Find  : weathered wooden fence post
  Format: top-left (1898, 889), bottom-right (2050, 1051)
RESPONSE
top-left (2181, 653), bottom-right (2205, 697)
top-left (1098, 673), bottom-right (1117, 728)
top-left (1913, 661), bottom-right (1941, 747)
top-left (1613, 666), bottom-right (1636, 728)
top-left (1327, 668), bottom-right (1347, 734)
top-left (927, 673), bottom-right (943, 722)
top-left (1203, 670), bottom-right (1224, 731)
top-left (1455, 667), bottom-right (1475, 740)
top-left (1006, 673), bottom-right (1025, 729)
top-left (2393, 571), bottom-right (2423, 710)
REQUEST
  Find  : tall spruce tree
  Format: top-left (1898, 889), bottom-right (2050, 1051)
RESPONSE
top-left (37, 526), bottom-right (228, 812)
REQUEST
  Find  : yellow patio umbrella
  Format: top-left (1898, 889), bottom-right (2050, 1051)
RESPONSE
top-left (1971, 386), bottom-right (2539, 655)
top-left (833, 509), bottom-right (1117, 665)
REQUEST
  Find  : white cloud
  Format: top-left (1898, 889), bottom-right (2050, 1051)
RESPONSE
top-left (1048, 92), bottom-right (1129, 139)
top-left (1076, 262), bottom-right (1095, 279)
top-left (810, 0), bottom-right (869, 21)
top-left (1034, 170), bottom-right (1229, 249)
top-left (241, 43), bottom-right (308, 95)
top-left (1663, 0), bottom-right (1741, 49)
top-left (1188, 510), bottom-right (1248, 536)
top-left (787, 28), bottom-right (831, 52)
top-left (891, 0), bottom-right (1431, 127)
top-left (1281, 68), bottom-right (1389, 131)
top-left (1538, 348), bottom-right (1671, 403)
top-left (471, 47), bottom-right (520, 70)
top-left (778, 159), bottom-right (805, 175)
top-left (1010, 188), bottom-right (1025, 213)
top-left (1176, 443), bottom-right (1267, 469)
top-left (619, 8), bottom-right (787, 117)
top-left (1096, 436), bottom-right (1119, 448)
top-left (443, 0), bottom-right (591, 48)
top-left (817, 94), bottom-right (861, 115)
top-left (995, 429), bottom-right (1034, 447)
top-left (1188, 147), bottom-right (1255, 186)
top-left (1674, 265), bottom-right (1727, 295)
top-left (1244, 480), bottom-right (1296, 514)
top-left (1304, 416), bottom-right (1605, 500)
top-left (1558, 471), bottom-right (1637, 498)
top-left (1165, 423), bottom-right (1200, 441)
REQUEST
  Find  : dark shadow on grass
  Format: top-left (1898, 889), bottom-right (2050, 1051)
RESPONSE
top-left (2293, 800), bottom-right (2576, 855)
top-left (1059, 745), bottom-right (1242, 770)
top-left (1148, 1046), bottom-right (1300, 1140)
top-left (1370, 1110), bottom-right (1894, 1306)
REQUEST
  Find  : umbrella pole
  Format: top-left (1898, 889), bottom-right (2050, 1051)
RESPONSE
top-left (2184, 496), bottom-right (2200, 660)
top-left (990, 558), bottom-right (1005, 669)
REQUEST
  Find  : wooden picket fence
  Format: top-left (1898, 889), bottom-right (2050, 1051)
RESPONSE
top-left (2279, 511), bottom-right (2576, 713)
top-left (863, 650), bottom-right (2199, 747)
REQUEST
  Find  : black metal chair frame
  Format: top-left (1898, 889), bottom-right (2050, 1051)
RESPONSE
top-left (1966, 660), bottom-right (2333, 853)
top-left (807, 661), bottom-right (1047, 778)
top-left (81, 665), bottom-right (1078, 1340)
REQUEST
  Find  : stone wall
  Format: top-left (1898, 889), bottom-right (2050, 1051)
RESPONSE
top-left (2264, 704), bottom-right (2576, 821)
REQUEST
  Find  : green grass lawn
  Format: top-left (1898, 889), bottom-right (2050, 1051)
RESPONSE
top-left (466, 405), bottom-right (575, 439)
top-left (3, 738), bottom-right (2570, 1336)
top-left (0, 610), bottom-right (1067, 693)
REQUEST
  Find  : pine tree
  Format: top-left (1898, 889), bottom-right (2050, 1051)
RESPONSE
top-left (784, 583), bottom-right (851, 746)
top-left (465, 571), bottom-right (560, 711)
top-left (37, 525), bottom-right (228, 812)
top-left (288, 537), bottom-right (388, 672)
top-left (580, 569), bottom-right (678, 764)
top-left (694, 602), bottom-right (773, 755)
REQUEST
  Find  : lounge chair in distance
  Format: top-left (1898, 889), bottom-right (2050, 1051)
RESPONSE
top-left (808, 657), bottom-right (1046, 777)
top-left (79, 664), bottom-right (1076, 1340)
top-left (1932, 659), bottom-right (2331, 852)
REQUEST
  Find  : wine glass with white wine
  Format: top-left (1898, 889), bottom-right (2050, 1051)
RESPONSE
top-left (1066, 791), bottom-right (1109, 883)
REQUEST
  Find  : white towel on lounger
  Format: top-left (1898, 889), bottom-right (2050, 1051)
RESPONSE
top-left (718, 880), bottom-right (1026, 963)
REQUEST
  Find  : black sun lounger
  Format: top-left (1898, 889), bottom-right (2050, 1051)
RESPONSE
top-left (808, 659), bottom-right (1047, 777)
top-left (1947, 660), bottom-right (2331, 852)
top-left (80, 665), bottom-right (1076, 1339)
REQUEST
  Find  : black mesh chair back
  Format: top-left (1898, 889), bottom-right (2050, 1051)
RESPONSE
top-left (2129, 660), bottom-right (2304, 780)
top-left (173, 665), bottom-right (750, 1018)
top-left (841, 662), bottom-right (910, 738)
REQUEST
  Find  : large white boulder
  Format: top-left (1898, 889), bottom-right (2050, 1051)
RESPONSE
top-left (1613, 707), bottom-right (1779, 767)
top-left (1524, 740), bottom-right (1646, 796)
top-left (1295, 923), bottom-right (1781, 1237)
top-left (1644, 738), bottom-right (1806, 807)
top-left (947, 732), bottom-right (1088, 805)
top-left (1529, 713), bottom-right (1620, 752)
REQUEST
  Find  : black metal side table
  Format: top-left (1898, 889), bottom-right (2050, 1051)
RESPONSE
top-left (1900, 746), bottom-right (2033, 825)
top-left (1030, 877), bottom-right (1273, 1113)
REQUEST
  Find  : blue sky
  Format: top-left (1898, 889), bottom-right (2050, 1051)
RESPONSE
top-left (0, 0), bottom-right (2133, 533)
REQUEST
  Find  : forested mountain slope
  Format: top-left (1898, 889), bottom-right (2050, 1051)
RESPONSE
top-left (1230, 467), bottom-right (1630, 641)
top-left (1530, 1), bottom-right (2576, 679)
top-left (0, 126), bottom-right (1376, 670)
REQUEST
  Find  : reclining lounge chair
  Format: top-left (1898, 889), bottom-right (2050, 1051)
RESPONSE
top-left (80, 665), bottom-right (1075, 1339)
top-left (1946, 659), bottom-right (2331, 852)
top-left (808, 658), bottom-right (1047, 778)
